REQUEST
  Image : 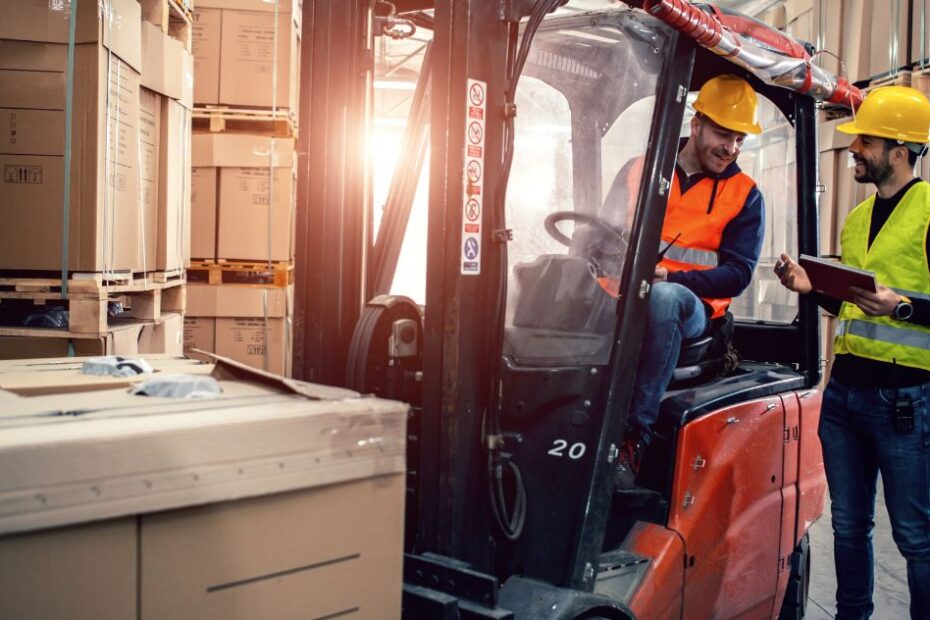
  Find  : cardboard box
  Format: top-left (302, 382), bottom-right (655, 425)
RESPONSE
top-left (0, 14), bottom-right (152, 272)
top-left (191, 167), bottom-right (218, 259)
top-left (140, 313), bottom-right (184, 355)
top-left (758, 5), bottom-right (787, 29)
top-left (192, 0), bottom-right (301, 114)
top-left (783, 1), bottom-right (843, 76)
top-left (187, 284), bottom-right (292, 374)
top-left (817, 117), bottom-right (855, 255)
top-left (184, 316), bottom-right (216, 361)
top-left (157, 99), bottom-right (192, 271)
top-left (0, 0), bottom-right (143, 72)
top-left (218, 166), bottom-right (294, 261)
top-left (141, 20), bottom-right (194, 108)
top-left (215, 316), bottom-right (291, 376)
top-left (912, 0), bottom-right (930, 66)
top-left (191, 8), bottom-right (222, 105)
top-left (187, 283), bottom-right (292, 317)
top-left (140, 88), bottom-right (162, 271)
top-left (841, 0), bottom-right (873, 83)
top-left (869, 0), bottom-right (909, 79)
top-left (193, 133), bottom-right (295, 262)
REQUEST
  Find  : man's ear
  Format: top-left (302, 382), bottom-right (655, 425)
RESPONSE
top-left (892, 144), bottom-right (910, 168)
top-left (689, 114), bottom-right (701, 137)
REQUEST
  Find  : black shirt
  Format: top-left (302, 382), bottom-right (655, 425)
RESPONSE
top-left (815, 178), bottom-right (930, 387)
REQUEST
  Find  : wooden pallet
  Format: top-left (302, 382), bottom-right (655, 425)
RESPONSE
top-left (140, 0), bottom-right (193, 50)
top-left (187, 260), bottom-right (293, 288)
top-left (0, 271), bottom-right (186, 335)
top-left (866, 70), bottom-right (912, 91)
top-left (192, 106), bottom-right (297, 137)
top-left (910, 66), bottom-right (930, 95)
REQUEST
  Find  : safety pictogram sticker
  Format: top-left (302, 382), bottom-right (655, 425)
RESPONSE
top-left (466, 160), bottom-right (482, 183)
top-left (468, 121), bottom-right (483, 145)
top-left (465, 199), bottom-right (480, 222)
top-left (461, 78), bottom-right (487, 275)
top-left (469, 82), bottom-right (485, 107)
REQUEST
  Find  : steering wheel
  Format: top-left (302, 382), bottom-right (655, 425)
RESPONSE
top-left (543, 211), bottom-right (629, 254)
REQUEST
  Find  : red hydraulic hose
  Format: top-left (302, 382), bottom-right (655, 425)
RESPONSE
top-left (641, 0), bottom-right (864, 110)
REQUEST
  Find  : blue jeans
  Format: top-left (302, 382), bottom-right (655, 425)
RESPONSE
top-left (819, 377), bottom-right (930, 620)
top-left (628, 282), bottom-right (707, 441)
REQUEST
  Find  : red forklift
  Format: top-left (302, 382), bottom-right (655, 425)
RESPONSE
top-left (295, 1), bottom-right (863, 618)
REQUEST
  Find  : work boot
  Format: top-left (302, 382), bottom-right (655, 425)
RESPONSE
top-left (615, 437), bottom-right (645, 490)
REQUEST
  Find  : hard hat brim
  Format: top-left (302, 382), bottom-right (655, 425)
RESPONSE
top-left (696, 106), bottom-right (762, 135)
top-left (836, 120), bottom-right (868, 136)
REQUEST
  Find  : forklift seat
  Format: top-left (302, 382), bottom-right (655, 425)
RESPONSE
top-left (671, 311), bottom-right (735, 384)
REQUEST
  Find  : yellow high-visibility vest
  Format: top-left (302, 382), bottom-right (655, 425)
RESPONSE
top-left (834, 181), bottom-right (930, 371)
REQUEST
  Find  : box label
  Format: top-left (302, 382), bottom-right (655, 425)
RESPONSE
top-left (4, 165), bottom-right (42, 184)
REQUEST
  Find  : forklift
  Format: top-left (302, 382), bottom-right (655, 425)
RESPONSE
top-left (299, 1), bottom-right (863, 618)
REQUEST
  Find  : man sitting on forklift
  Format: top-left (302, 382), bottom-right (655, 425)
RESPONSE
top-left (613, 74), bottom-right (767, 489)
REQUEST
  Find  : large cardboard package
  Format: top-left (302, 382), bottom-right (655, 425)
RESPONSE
top-left (0, 0), bottom-right (153, 272)
top-left (0, 356), bottom-right (407, 619)
top-left (186, 283), bottom-right (293, 375)
top-left (192, 0), bottom-right (301, 116)
top-left (192, 133), bottom-right (295, 262)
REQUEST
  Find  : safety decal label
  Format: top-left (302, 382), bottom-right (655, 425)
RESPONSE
top-left (462, 78), bottom-right (487, 275)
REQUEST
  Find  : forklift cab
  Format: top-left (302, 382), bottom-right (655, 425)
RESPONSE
top-left (347, 4), bottom-right (827, 619)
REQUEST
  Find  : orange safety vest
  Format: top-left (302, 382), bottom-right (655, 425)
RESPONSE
top-left (659, 170), bottom-right (757, 319)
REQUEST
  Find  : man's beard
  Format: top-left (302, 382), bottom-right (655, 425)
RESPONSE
top-left (854, 153), bottom-right (893, 185)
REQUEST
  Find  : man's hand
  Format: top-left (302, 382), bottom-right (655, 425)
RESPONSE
top-left (850, 285), bottom-right (901, 316)
top-left (774, 253), bottom-right (812, 293)
top-left (654, 266), bottom-right (668, 282)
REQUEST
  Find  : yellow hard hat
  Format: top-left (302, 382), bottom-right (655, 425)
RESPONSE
top-left (837, 86), bottom-right (930, 145)
top-left (693, 74), bottom-right (762, 135)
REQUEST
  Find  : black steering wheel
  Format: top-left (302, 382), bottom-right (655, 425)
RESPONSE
top-left (543, 211), bottom-right (629, 254)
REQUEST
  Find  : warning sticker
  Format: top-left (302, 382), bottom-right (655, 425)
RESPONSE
top-left (461, 78), bottom-right (487, 275)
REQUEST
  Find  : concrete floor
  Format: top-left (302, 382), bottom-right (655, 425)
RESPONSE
top-left (806, 479), bottom-right (912, 619)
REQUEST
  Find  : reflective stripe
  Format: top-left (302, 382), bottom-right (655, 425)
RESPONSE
top-left (841, 318), bottom-right (930, 351)
top-left (835, 320), bottom-right (848, 337)
top-left (892, 287), bottom-right (930, 303)
top-left (663, 243), bottom-right (718, 267)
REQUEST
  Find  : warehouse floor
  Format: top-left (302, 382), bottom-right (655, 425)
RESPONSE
top-left (807, 479), bottom-right (911, 619)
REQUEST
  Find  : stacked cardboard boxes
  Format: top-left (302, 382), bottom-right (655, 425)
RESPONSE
top-left (0, 0), bottom-right (194, 359)
top-left (0, 0), bottom-right (193, 273)
top-left (185, 0), bottom-right (300, 376)
top-left (763, 0), bottom-right (912, 84)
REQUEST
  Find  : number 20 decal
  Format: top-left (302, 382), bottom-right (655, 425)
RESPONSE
top-left (548, 439), bottom-right (587, 459)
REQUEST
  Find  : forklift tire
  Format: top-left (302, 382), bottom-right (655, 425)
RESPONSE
top-left (778, 533), bottom-right (811, 620)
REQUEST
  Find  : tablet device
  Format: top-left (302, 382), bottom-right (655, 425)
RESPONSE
top-left (798, 254), bottom-right (877, 302)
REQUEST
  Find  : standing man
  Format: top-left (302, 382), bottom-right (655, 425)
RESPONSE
top-left (613, 74), bottom-right (766, 488)
top-left (775, 86), bottom-right (930, 619)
